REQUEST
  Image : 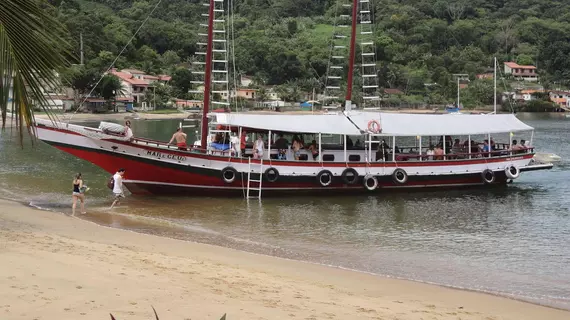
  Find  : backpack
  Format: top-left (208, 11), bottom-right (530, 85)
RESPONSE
top-left (107, 176), bottom-right (115, 190)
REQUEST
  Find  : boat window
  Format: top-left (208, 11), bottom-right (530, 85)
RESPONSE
top-left (322, 154), bottom-right (335, 162)
top-left (348, 155), bottom-right (360, 162)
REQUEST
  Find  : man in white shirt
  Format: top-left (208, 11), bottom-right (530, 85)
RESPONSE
top-left (111, 168), bottom-right (126, 209)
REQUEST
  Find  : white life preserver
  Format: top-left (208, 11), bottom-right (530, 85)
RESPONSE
top-left (505, 165), bottom-right (520, 180)
top-left (367, 120), bottom-right (381, 133)
top-left (481, 169), bottom-right (495, 184)
top-left (317, 170), bottom-right (333, 187)
top-left (363, 174), bottom-right (378, 191)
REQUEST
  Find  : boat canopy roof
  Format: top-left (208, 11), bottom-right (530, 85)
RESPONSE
top-left (211, 112), bottom-right (533, 136)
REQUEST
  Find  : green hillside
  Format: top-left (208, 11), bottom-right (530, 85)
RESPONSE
top-left (52, 0), bottom-right (570, 108)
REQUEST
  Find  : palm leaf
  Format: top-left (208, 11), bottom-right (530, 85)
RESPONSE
top-left (0, 0), bottom-right (70, 141)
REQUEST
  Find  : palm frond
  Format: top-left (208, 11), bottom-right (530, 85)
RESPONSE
top-left (0, 0), bottom-right (70, 140)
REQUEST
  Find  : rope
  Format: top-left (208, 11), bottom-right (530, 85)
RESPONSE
top-left (66, 0), bottom-right (164, 124)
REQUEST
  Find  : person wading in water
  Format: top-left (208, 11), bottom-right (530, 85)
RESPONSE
top-left (72, 173), bottom-right (87, 215)
top-left (110, 168), bottom-right (126, 209)
top-left (168, 127), bottom-right (188, 150)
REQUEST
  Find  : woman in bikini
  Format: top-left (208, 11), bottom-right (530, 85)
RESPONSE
top-left (72, 173), bottom-right (86, 216)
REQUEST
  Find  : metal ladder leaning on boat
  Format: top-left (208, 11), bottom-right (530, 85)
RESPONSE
top-left (246, 158), bottom-right (263, 200)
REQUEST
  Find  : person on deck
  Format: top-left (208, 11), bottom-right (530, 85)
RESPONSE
top-left (307, 140), bottom-right (319, 161)
top-left (240, 130), bottom-right (247, 157)
top-left (292, 137), bottom-right (304, 160)
top-left (124, 120), bottom-right (134, 141)
top-left (274, 133), bottom-right (289, 160)
top-left (434, 144), bottom-right (444, 160)
top-left (253, 135), bottom-right (264, 159)
top-left (168, 128), bottom-right (188, 150)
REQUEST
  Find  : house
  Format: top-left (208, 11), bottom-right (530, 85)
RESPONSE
top-left (236, 88), bottom-right (256, 100)
top-left (383, 88), bottom-right (404, 98)
top-left (476, 73), bottom-right (494, 80)
top-left (504, 62), bottom-right (538, 81)
top-left (520, 89), bottom-right (544, 101)
top-left (549, 90), bottom-right (570, 107)
top-left (240, 75), bottom-right (253, 87)
top-left (109, 68), bottom-right (153, 104)
top-left (174, 99), bottom-right (202, 109)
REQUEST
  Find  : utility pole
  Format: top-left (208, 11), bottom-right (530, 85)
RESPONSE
top-left (80, 32), bottom-right (84, 65)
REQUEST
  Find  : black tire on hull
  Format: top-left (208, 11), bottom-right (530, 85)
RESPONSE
top-left (317, 170), bottom-right (333, 187)
top-left (341, 168), bottom-right (359, 185)
top-left (264, 167), bottom-right (280, 183)
top-left (392, 168), bottom-right (408, 185)
top-left (221, 166), bottom-right (238, 184)
top-left (481, 169), bottom-right (495, 184)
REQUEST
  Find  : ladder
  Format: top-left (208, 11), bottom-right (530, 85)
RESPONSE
top-left (246, 158), bottom-right (263, 200)
top-left (359, 0), bottom-right (379, 108)
top-left (323, 0), bottom-right (352, 107)
top-left (190, 0), bottom-right (230, 109)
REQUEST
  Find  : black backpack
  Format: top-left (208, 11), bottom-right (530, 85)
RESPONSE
top-left (107, 176), bottom-right (114, 190)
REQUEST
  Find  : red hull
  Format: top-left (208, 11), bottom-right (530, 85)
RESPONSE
top-left (53, 144), bottom-right (507, 196)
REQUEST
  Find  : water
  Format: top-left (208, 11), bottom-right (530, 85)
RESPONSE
top-left (1, 114), bottom-right (569, 309)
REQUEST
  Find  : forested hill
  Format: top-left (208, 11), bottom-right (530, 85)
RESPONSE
top-left (52, 0), bottom-right (570, 107)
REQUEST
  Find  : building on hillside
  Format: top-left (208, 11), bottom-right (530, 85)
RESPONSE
top-left (476, 73), bottom-right (494, 80)
top-left (108, 69), bottom-right (172, 106)
top-left (174, 99), bottom-right (202, 109)
top-left (236, 88), bottom-right (256, 100)
top-left (549, 90), bottom-right (570, 107)
top-left (382, 88), bottom-right (404, 98)
top-left (520, 89), bottom-right (544, 101)
top-left (504, 62), bottom-right (538, 81)
top-left (240, 75), bottom-right (253, 87)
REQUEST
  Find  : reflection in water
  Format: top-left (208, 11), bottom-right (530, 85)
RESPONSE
top-left (0, 115), bottom-right (569, 309)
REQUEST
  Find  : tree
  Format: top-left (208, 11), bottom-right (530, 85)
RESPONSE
top-left (170, 68), bottom-right (192, 98)
top-left (1, 0), bottom-right (70, 136)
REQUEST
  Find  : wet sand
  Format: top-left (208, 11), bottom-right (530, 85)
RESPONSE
top-left (1, 199), bottom-right (569, 320)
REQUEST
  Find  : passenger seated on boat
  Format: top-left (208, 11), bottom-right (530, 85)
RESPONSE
top-left (346, 136), bottom-right (354, 148)
top-left (481, 140), bottom-right (491, 156)
top-left (253, 135), bottom-right (264, 159)
top-left (426, 145), bottom-right (435, 160)
top-left (274, 134), bottom-right (289, 160)
top-left (510, 139), bottom-right (523, 152)
top-left (355, 139), bottom-right (361, 148)
top-left (307, 140), bottom-right (319, 160)
top-left (433, 144), bottom-right (444, 160)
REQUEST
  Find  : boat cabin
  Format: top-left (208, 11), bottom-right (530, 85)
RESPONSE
top-left (203, 112), bottom-right (535, 162)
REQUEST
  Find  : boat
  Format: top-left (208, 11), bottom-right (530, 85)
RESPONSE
top-left (33, 0), bottom-right (556, 198)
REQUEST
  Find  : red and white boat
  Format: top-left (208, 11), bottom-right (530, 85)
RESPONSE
top-left (33, 0), bottom-right (554, 197)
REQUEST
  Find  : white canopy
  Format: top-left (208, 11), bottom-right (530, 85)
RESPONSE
top-left (212, 112), bottom-right (533, 136)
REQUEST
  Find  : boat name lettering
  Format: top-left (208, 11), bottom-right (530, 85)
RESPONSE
top-left (507, 156), bottom-right (523, 161)
top-left (146, 150), bottom-right (186, 161)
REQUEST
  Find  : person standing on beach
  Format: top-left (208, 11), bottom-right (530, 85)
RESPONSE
top-left (72, 173), bottom-right (86, 215)
top-left (110, 168), bottom-right (126, 209)
top-left (168, 127), bottom-right (188, 150)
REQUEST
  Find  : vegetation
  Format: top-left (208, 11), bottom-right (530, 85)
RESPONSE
top-left (0, 0), bottom-right (70, 137)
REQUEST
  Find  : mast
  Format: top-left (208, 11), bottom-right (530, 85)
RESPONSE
top-left (344, 0), bottom-right (359, 112)
top-left (200, 0), bottom-right (215, 151)
top-left (493, 57), bottom-right (497, 114)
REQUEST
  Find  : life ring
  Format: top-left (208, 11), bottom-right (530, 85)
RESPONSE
top-left (481, 169), bottom-right (495, 184)
top-left (392, 168), bottom-right (408, 184)
top-left (504, 165), bottom-right (520, 180)
top-left (221, 166), bottom-right (238, 184)
top-left (367, 120), bottom-right (381, 133)
top-left (264, 167), bottom-right (279, 183)
top-left (341, 168), bottom-right (359, 185)
top-left (317, 170), bottom-right (333, 187)
top-left (363, 175), bottom-right (378, 191)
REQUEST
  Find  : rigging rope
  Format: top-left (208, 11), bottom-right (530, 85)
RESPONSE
top-left (66, 0), bottom-right (164, 125)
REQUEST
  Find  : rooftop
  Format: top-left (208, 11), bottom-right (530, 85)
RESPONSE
top-left (504, 62), bottom-right (536, 70)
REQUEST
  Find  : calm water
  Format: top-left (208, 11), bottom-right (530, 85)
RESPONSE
top-left (0, 113), bottom-right (569, 309)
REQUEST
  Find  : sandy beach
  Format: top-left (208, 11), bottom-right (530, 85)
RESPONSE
top-left (0, 199), bottom-right (568, 320)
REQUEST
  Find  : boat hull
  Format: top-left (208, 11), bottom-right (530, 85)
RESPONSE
top-left (35, 122), bottom-right (544, 197)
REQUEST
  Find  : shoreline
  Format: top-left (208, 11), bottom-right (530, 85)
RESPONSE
top-left (1, 198), bottom-right (569, 320)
